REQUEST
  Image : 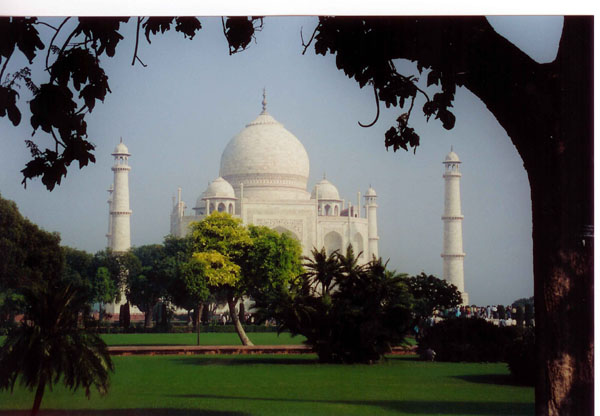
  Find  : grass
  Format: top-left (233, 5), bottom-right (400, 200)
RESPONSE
top-left (0, 355), bottom-right (533, 415)
top-left (100, 332), bottom-right (306, 346)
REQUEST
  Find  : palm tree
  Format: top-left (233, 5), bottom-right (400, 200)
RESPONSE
top-left (0, 279), bottom-right (114, 416)
top-left (302, 247), bottom-right (342, 295)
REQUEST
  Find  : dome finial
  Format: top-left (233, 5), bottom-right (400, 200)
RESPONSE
top-left (120, 137), bottom-right (123, 143)
top-left (450, 145), bottom-right (453, 152)
top-left (262, 88), bottom-right (267, 113)
top-left (323, 172), bottom-right (326, 179)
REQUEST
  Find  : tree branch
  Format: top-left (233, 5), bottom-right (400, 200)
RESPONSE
top-left (0, 49), bottom-right (14, 83)
top-left (220, 17), bottom-right (230, 55)
top-left (50, 128), bottom-right (66, 151)
top-left (131, 17), bottom-right (143, 66)
top-left (358, 83), bottom-right (380, 128)
top-left (35, 20), bottom-right (58, 31)
top-left (300, 25), bottom-right (318, 55)
top-left (45, 17), bottom-right (71, 72)
top-left (135, 56), bottom-right (147, 68)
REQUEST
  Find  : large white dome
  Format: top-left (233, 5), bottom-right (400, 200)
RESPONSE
top-left (219, 110), bottom-right (310, 200)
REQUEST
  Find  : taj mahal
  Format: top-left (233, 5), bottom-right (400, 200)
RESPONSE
top-left (169, 93), bottom-right (379, 263)
top-left (106, 92), bottom-right (468, 305)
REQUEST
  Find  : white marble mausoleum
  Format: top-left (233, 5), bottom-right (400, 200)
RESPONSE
top-left (169, 95), bottom-right (379, 262)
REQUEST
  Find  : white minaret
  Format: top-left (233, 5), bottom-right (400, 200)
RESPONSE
top-left (442, 147), bottom-right (468, 304)
top-left (365, 186), bottom-right (379, 259)
top-left (109, 138), bottom-right (132, 253)
top-left (106, 184), bottom-right (114, 248)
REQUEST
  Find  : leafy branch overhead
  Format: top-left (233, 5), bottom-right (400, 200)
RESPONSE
top-left (313, 17), bottom-right (459, 154)
top-left (0, 16), bottom-right (259, 191)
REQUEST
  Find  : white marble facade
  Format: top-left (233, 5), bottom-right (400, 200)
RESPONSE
top-left (170, 96), bottom-right (378, 263)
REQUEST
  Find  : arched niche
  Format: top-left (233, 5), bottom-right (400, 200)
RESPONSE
top-left (353, 232), bottom-right (364, 258)
top-left (324, 231), bottom-right (343, 256)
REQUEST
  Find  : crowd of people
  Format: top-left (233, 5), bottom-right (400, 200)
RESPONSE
top-left (428, 304), bottom-right (535, 327)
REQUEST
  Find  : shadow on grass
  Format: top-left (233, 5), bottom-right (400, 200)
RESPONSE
top-left (0, 410), bottom-right (249, 416)
top-left (453, 373), bottom-right (524, 386)
top-left (171, 394), bottom-right (533, 415)
top-left (172, 356), bottom-right (318, 366)
top-left (109, 343), bottom-right (194, 347)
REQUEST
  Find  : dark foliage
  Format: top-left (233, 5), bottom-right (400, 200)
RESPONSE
top-left (264, 247), bottom-right (413, 363)
top-left (0, 16), bottom-right (243, 190)
top-left (403, 272), bottom-right (462, 323)
top-left (0, 194), bottom-right (63, 327)
top-left (0, 279), bottom-right (113, 415)
top-left (417, 318), bottom-right (518, 362)
top-left (512, 296), bottom-right (534, 308)
top-left (506, 327), bottom-right (535, 385)
top-left (222, 17), bottom-right (263, 55)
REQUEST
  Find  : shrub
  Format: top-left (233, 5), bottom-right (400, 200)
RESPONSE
top-left (506, 327), bottom-right (535, 385)
top-left (262, 247), bottom-right (413, 363)
top-left (417, 317), bottom-right (517, 362)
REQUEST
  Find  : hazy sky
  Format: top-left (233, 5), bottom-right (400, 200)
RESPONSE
top-left (0, 16), bottom-right (565, 305)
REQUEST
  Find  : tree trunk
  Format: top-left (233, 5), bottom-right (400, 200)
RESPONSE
top-left (196, 303), bottom-right (204, 346)
top-left (239, 301), bottom-right (246, 324)
top-left (529, 144), bottom-right (593, 415)
top-left (455, 16), bottom-right (594, 415)
top-left (525, 17), bottom-right (593, 416)
top-left (31, 380), bottom-right (45, 416)
top-left (144, 305), bottom-right (152, 329)
top-left (227, 295), bottom-right (253, 346)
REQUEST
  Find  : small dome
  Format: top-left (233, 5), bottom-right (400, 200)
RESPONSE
top-left (203, 177), bottom-right (235, 199)
top-left (444, 150), bottom-right (461, 163)
top-left (311, 178), bottom-right (340, 200)
top-left (112, 139), bottom-right (130, 155)
top-left (365, 186), bottom-right (377, 197)
top-left (195, 190), bottom-right (207, 208)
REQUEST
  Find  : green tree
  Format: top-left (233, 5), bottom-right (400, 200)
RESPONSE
top-left (0, 195), bottom-right (113, 415)
top-left (243, 225), bottom-right (303, 306)
top-left (0, 194), bottom-right (62, 328)
top-left (512, 296), bottom-right (534, 309)
top-left (162, 235), bottom-right (204, 325)
top-left (404, 272), bottom-right (462, 324)
top-left (128, 245), bottom-right (169, 328)
top-left (0, 279), bottom-right (113, 416)
top-left (89, 248), bottom-right (124, 317)
top-left (178, 255), bottom-right (210, 345)
top-left (190, 213), bottom-right (253, 345)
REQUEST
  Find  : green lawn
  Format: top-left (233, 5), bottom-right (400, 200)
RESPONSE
top-left (100, 332), bottom-right (306, 346)
top-left (0, 355), bottom-right (533, 415)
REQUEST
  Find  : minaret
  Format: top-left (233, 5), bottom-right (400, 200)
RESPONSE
top-left (110, 138), bottom-right (132, 253)
top-left (365, 186), bottom-right (379, 259)
top-left (441, 147), bottom-right (468, 304)
top-left (106, 184), bottom-right (114, 248)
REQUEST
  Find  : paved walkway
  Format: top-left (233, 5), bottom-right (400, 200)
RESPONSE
top-left (108, 345), bottom-right (417, 356)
